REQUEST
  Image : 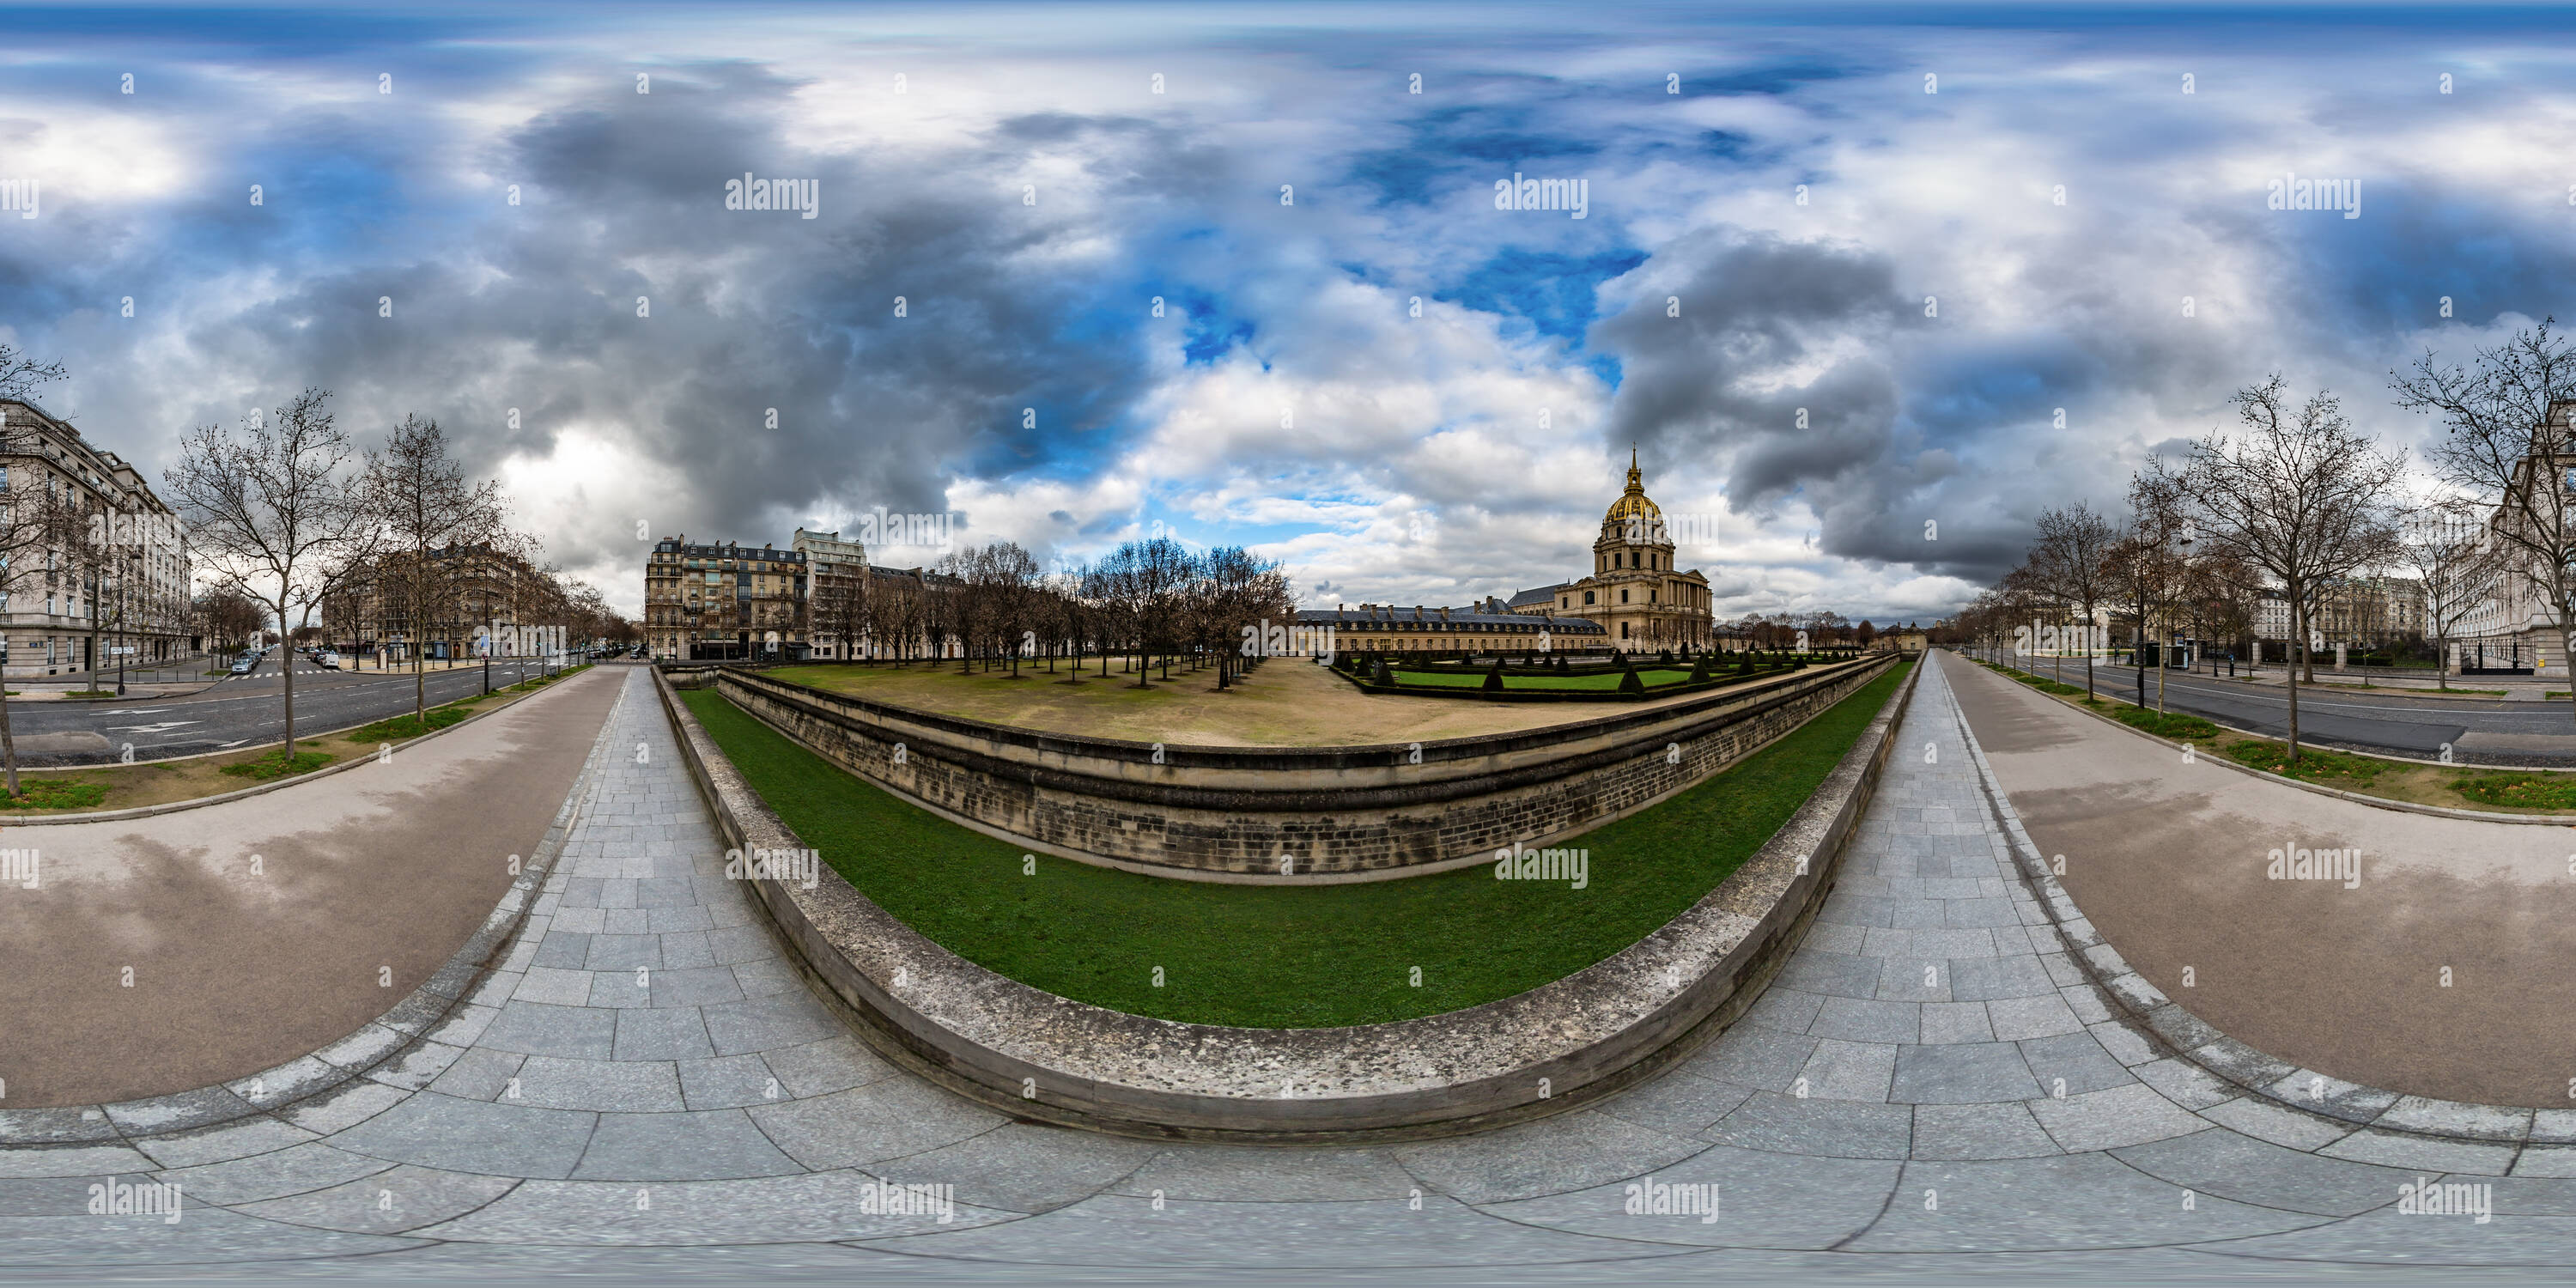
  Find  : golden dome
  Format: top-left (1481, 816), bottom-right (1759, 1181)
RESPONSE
top-left (1603, 447), bottom-right (1663, 526)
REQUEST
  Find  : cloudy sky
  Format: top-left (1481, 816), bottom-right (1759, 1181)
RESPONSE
top-left (3, 2), bottom-right (2573, 623)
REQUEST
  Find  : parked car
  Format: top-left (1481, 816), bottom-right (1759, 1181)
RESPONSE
top-left (229, 656), bottom-right (258, 675)
top-left (314, 651), bottom-right (342, 671)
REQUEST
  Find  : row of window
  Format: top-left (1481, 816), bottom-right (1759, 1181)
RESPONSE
top-left (1558, 585), bottom-right (1709, 609)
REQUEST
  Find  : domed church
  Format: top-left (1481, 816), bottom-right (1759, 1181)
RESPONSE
top-left (1501, 450), bottom-right (1714, 651)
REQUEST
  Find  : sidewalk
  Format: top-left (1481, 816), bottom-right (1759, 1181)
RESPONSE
top-left (1948, 651), bottom-right (2576, 1106)
top-left (7, 657), bottom-right (2575, 1273)
top-left (0, 666), bottom-right (623, 1106)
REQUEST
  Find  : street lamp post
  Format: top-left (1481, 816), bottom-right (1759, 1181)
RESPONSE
top-left (482, 583), bottom-right (495, 696)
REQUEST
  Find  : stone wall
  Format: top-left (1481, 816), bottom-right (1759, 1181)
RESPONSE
top-left (653, 659), bottom-right (1920, 1141)
top-left (713, 653), bottom-right (1897, 881)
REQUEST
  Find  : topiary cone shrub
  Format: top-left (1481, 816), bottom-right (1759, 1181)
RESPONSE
top-left (1483, 657), bottom-right (1505, 692)
top-left (1618, 658), bottom-right (1645, 696)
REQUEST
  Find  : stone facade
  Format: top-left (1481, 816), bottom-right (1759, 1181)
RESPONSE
top-left (710, 654), bottom-right (1895, 879)
top-left (0, 398), bottom-right (194, 677)
top-left (643, 535), bottom-right (810, 661)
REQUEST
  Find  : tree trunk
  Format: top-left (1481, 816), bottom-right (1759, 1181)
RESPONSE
top-left (280, 598), bottom-right (298, 760)
top-left (2081, 606), bottom-right (2095, 699)
top-left (0, 671), bottom-right (21, 798)
top-left (2285, 601), bottom-right (2304, 764)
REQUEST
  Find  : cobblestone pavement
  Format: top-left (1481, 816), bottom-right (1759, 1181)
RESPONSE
top-left (5, 658), bottom-right (2572, 1283)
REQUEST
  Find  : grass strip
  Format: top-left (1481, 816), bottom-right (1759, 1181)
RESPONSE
top-left (218, 750), bottom-right (336, 782)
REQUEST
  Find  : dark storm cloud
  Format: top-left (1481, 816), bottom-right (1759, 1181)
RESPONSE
top-left (1590, 227), bottom-right (1917, 505)
top-left (1587, 228), bottom-right (2130, 587)
top-left (118, 64), bottom-right (1230, 583)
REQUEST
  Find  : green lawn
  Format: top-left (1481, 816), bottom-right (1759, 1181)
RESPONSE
top-left (680, 658), bottom-right (1911, 1028)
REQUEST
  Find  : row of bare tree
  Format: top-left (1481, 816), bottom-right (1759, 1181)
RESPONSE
top-left (803, 535), bottom-right (1295, 690)
top-left (0, 352), bottom-right (642, 797)
top-left (1947, 319), bottom-right (2576, 762)
top-left (164, 387), bottom-right (641, 762)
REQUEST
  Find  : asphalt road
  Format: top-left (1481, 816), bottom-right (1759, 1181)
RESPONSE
top-left (1980, 655), bottom-right (2576, 764)
top-left (0, 655), bottom-right (623, 765)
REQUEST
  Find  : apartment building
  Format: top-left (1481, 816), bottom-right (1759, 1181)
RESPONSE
top-left (0, 399), bottom-right (193, 677)
top-left (643, 536), bottom-right (808, 660)
top-left (793, 527), bottom-right (866, 660)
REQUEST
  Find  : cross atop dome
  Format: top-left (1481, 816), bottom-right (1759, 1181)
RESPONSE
top-left (1604, 447), bottom-right (1662, 530)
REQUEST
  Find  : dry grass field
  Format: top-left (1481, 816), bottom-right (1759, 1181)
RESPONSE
top-left (771, 655), bottom-right (1790, 747)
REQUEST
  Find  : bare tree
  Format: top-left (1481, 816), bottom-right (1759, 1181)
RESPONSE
top-left (1206, 544), bottom-right (1291, 689)
top-left (2184, 549), bottom-right (2262, 669)
top-left (2108, 470), bottom-right (2197, 711)
top-left (809, 574), bottom-right (863, 662)
top-left (979, 542), bottom-right (1041, 677)
top-left (364, 414), bottom-right (513, 718)
top-left (2165, 377), bottom-right (2404, 762)
top-left (195, 586), bottom-right (266, 655)
top-left (2392, 319), bottom-right (2576, 716)
top-left (166, 389), bottom-right (380, 765)
top-left (2026, 504), bottom-right (2119, 697)
top-left (2397, 495), bottom-right (2501, 690)
top-left (0, 347), bottom-right (76, 794)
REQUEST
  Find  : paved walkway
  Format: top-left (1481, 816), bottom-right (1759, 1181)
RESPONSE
top-left (1949, 655), bottom-right (2576, 1106)
top-left (0, 667), bottom-right (623, 1105)
top-left (4, 658), bottom-right (2572, 1279)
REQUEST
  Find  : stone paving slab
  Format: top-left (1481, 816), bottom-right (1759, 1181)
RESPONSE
top-left (4, 658), bottom-right (2573, 1277)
